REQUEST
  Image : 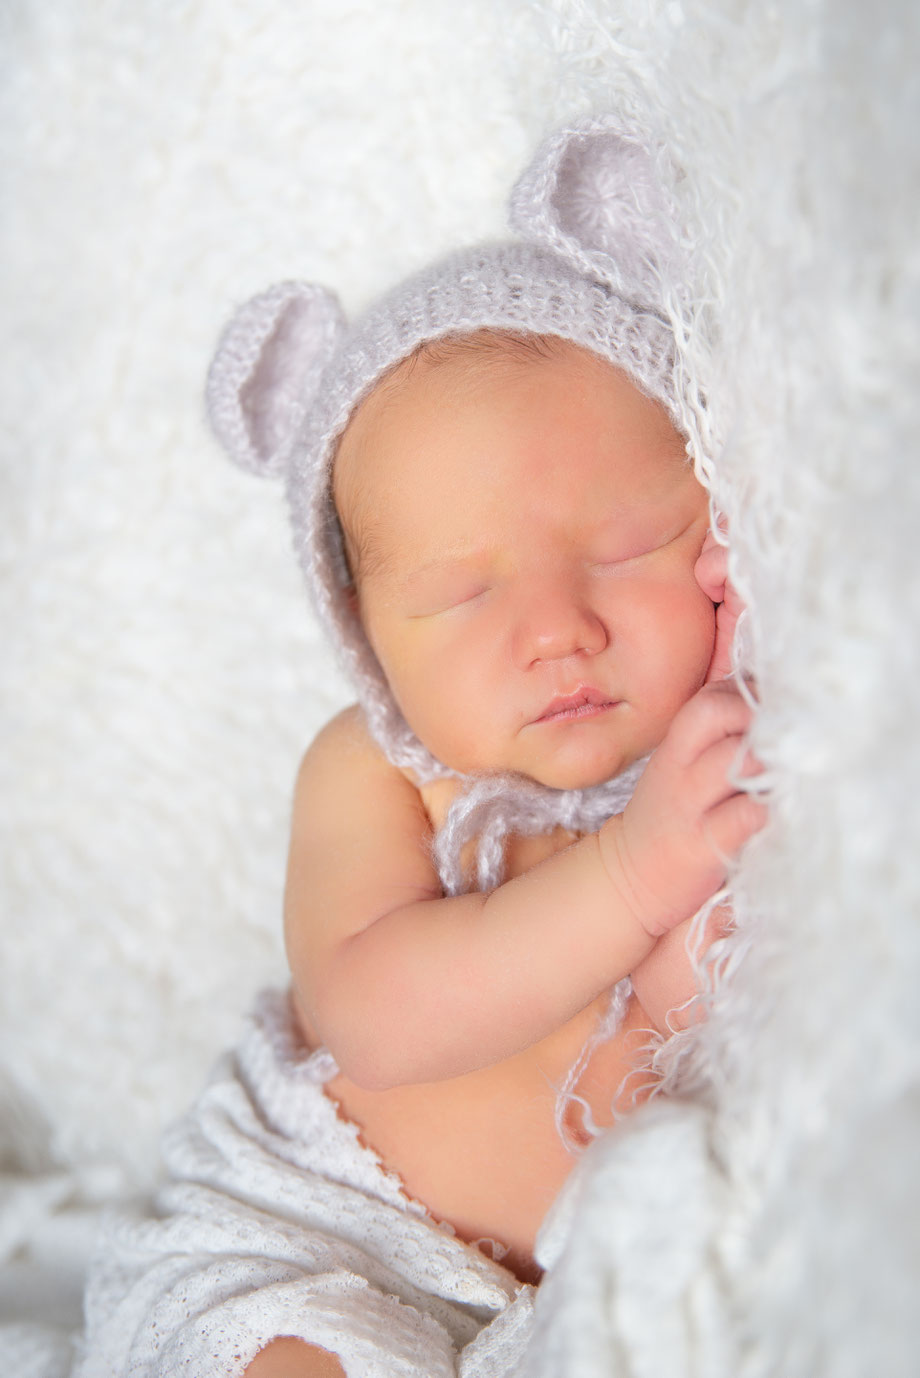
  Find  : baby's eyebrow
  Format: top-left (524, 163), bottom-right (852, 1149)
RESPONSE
top-left (336, 510), bottom-right (399, 586)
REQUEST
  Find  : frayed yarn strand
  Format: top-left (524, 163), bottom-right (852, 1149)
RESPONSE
top-left (433, 756), bottom-right (649, 896)
top-left (554, 975), bottom-right (634, 1152)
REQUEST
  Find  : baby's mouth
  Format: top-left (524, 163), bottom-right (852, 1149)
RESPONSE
top-left (534, 686), bottom-right (620, 724)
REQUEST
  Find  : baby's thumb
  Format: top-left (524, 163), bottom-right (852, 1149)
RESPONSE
top-left (705, 579), bottom-right (746, 682)
top-left (694, 530), bottom-right (727, 603)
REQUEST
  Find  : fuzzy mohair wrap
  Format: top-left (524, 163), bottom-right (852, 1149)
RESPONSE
top-left (206, 117), bottom-right (696, 888)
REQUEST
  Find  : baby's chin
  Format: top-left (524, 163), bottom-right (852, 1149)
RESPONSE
top-left (485, 747), bottom-right (646, 793)
top-left (419, 733), bottom-right (651, 793)
top-left (525, 759), bottom-right (637, 792)
top-left (432, 749), bottom-right (632, 793)
top-left (512, 735), bottom-right (655, 792)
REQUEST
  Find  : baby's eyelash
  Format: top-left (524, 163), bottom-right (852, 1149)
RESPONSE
top-left (590, 545), bottom-right (655, 569)
top-left (409, 586), bottom-right (490, 618)
top-left (590, 521), bottom-right (691, 569)
top-left (445, 585), bottom-right (491, 612)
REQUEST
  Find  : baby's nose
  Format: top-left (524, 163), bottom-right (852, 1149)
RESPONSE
top-left (512, 586), bottom-right (608, 668)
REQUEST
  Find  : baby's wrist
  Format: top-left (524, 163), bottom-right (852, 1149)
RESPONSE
top-left (595, 817), bottom-right (669, 943)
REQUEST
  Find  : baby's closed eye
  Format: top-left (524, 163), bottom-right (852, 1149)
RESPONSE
top-left (407, 579), bottom-right (492, 618)
top-left (588, 523), bottom-right (684, 569)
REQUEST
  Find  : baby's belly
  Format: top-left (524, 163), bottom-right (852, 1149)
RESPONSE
top-left (301, 992), bottom-right (656, 1284)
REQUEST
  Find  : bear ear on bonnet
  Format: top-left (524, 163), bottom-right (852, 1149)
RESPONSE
top-left (206, 116), bottom-right (685, 480)
top-left (206, 280), bottom-right (346, 478)
top-left (510, 113), bottom-right (686, 309)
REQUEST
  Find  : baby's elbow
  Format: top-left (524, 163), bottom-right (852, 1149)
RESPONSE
top-left (329, 1036), bottom-right (404, 1091)
top-left (311, 999), bottom-right (410, 1093)
top-left (313, 950), bottom-right (434, 1091)
top-left (332, 1024), bottom-right (472, 1090)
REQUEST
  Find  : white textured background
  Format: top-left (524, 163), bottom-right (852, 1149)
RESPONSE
top-left (1, 2), bottom-right (918, 1375)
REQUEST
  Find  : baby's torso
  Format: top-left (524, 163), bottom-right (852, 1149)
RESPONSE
top-left (291, 776), bottom-right (656, 1284)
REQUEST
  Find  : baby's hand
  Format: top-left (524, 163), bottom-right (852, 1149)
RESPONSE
top-left (695, 526), bottom-right (745, 682)
top-left (600, 682), bottom-right (766, 938)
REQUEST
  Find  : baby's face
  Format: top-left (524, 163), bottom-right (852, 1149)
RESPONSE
top-left (334, 339), bottom-right (715, 790)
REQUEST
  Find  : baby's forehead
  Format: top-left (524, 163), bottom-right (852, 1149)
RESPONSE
top-left (335, 331), bottom-right (611, 471)
top-left (332, 332), bottom-right (694, 571)
top-left (354, 330), bottom-right (577, 428)
top-left (332, 330), bottom-right (559, 495)
top-left (334, 338), bottom-right (571, 554)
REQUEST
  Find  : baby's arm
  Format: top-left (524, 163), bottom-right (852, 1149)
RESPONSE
top-left (285, 686), bottom-right (763, 1091)
top-left (629, 901), bottom-right (733, 1035)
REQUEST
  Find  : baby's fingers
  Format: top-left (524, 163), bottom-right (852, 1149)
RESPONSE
top-left (704, 790), bottom-right (769, 862)
top-left (669, 680), bottom-right (756, 767)
top-left (694, 528), bottom-right (728, 603)
top-left (690, 733), bottom-right (763, 811)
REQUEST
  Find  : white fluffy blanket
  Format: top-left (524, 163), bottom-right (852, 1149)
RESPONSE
top-left (2, 2), bottom-right (918, 1376)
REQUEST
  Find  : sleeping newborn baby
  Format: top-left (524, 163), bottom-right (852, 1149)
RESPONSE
top-left (76, 119), bottom-right (765, 1378)
top-left (283, 328), bottom-right (754, 1279)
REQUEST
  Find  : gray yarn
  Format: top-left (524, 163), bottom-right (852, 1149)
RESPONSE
top-left (435, 757), bottom-right (650, 897)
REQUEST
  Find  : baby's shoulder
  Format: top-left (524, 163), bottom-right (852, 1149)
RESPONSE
top-left (293, 705), bottom-right (427, 830)
top-left (302, 703), bottom-right (379, 768)
top-left (297, 704), bottom-right (390, 799)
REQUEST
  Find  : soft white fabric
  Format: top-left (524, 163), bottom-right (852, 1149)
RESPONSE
top-left (73, 991), bottom-right (534, 1377)
top-left (2, 2), bottom-right (918, 1376)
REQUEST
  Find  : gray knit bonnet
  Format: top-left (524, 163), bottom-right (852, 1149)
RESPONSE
top-left (206, 116), bottom-right (696, 893)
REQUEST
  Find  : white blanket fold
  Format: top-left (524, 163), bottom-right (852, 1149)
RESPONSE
top-left (74, 991), bottom-right (535, 1378)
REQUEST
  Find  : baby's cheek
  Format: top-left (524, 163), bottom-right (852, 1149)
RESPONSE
top-left (680, 596), bottom-right (717, 691)
top-left (643, 582), bottom-right (715, 699)
top-left (388, 636), bottom-right (492, 770)
top-left (691, 584), bottom-right (718, 664)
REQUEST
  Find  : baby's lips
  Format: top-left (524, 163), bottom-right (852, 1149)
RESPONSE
top-left (532, 685), bottom-right (617, 723)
